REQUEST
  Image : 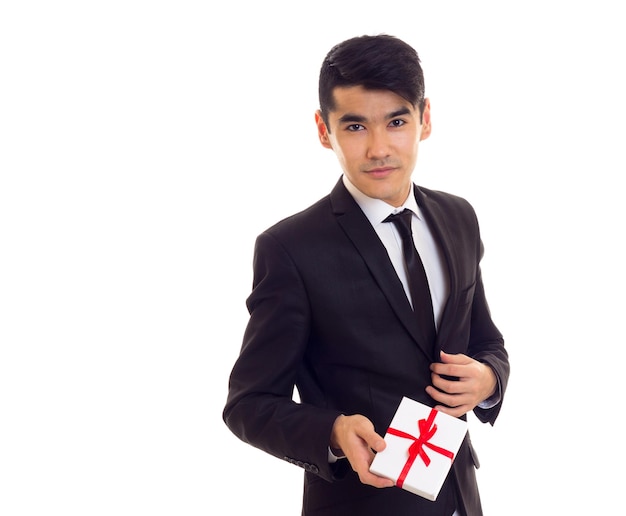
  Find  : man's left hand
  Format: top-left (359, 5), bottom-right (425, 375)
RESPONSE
top-left (425, 350), bottom-right (497, 418)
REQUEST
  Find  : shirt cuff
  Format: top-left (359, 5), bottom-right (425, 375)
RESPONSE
top-left (478, 376), bottom-right (502, 409)
top-left (328, 446), bottom-right (346, 463)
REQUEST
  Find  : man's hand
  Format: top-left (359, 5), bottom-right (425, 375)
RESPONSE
top-left (426, 350), bottom-right (497, 418)
top-left (330, 414), bottom-right (395, 488)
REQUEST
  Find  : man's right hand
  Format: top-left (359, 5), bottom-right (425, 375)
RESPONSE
top-left (330, 414), bottom-right (395, 488)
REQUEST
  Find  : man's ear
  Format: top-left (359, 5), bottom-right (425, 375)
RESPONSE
top-left (315, 110), bottom-right (332, 149)
top-left (420, 98), bottom-right (432, 141)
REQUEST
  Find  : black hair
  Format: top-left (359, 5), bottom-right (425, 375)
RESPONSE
top-left (318, 34), bottom-right (426, 128)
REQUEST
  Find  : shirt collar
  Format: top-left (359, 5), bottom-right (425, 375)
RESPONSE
top-left (342, 175), bottom-right (423, 227)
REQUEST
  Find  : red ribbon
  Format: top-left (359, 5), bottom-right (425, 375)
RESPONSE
top-left (386, 408), bottom-right (455, 488)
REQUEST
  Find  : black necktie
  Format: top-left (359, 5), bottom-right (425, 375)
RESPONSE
top-left (384, 209), bottom-right (436, 345)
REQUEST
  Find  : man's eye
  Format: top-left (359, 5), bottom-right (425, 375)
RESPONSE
top-left (390, 119), bottom-right (405, 127)
top-left (347, 124), bottom-right (364, 131)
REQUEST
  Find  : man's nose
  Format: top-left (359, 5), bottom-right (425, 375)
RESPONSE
top-left (366, 128), bottom-right (391, 160)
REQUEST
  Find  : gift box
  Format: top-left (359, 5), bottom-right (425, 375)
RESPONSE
top-left (369, 396), bottom-right (468, 501)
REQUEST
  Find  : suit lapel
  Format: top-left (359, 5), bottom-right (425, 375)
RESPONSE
top-left (330, 179), bottom-right (434, 362)
top-left (414, 186), bottom-right (458, 353)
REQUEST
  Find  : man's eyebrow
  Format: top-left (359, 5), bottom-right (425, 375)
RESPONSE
top-left (337, 113), bottom-right (367, 124)
top-left (337, 107), bottom-right (412, 125)
top-left (388, 107), bottom-right (411, 119)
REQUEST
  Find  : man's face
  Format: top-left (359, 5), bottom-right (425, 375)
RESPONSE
top-left (316, 85), bottom-right (431, 207)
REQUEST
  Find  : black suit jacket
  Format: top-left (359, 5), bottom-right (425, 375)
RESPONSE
top-left (224, 178), bottom-right (509, 516)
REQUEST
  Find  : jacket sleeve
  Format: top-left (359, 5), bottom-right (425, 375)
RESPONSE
top-left (222, 230), bottom-right (343, 482)
top-left (466, 234), bottom-right (509, 425)
top-left (469, 263), bottom-right (509, 424)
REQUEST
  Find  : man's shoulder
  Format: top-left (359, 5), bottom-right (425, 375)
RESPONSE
top-left (417, 185), bottom-right (473, 209)
top-left (416, 185), bottom-right (479, 230)
top-left (417, 185), bottom-right (478, 216)
top-left (264, 193), bottom-right (333, 236)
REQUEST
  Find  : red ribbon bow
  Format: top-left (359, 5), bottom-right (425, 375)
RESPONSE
top-left (386, 408), bottom-right (455, 488)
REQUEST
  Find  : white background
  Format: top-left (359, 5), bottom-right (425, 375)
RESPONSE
top-left (1, 1), bottom-right (624, 514)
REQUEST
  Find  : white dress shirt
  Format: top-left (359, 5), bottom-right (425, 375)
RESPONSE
top-left (342, 175), bottom-right (449, 325)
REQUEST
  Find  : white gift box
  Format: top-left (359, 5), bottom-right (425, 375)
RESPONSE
top-left (369, 397), bottom-right (468, 501)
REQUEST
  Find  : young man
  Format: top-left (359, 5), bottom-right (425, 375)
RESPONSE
top-left (223, 34), bottom-right (509, 516)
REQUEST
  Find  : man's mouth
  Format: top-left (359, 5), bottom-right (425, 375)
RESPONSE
top-left (365, 166), bottom-right (396, 176)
